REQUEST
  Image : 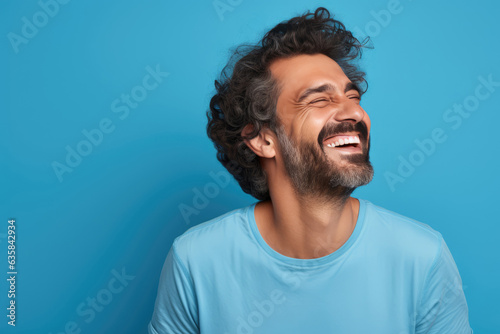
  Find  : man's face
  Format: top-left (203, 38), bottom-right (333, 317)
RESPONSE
top-left (269, 53), bottom-right (374, 198)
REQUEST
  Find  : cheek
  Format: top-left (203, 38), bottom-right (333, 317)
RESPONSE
top-left (289, 108), bottom-right (323, 139)
top-left (297, 115), bottom-right (328, 145)
top-left (308, 114), bottom-right (327, 133)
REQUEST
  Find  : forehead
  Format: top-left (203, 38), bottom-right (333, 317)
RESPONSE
top-left (269, 53), bottom-right (349, 97)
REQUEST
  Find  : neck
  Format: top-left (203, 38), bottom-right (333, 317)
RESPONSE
top-left (255, 179), bottom-right (360, 259)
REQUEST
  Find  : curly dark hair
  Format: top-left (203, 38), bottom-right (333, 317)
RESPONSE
top-left (206, 7), bottom-right (371, 201)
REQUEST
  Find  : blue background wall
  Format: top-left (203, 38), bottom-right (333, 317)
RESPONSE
top-left (1, 0), bottom-right (499, 333)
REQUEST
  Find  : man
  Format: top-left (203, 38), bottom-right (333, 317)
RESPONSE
top-left (149, 7), bottom-right (472, 334)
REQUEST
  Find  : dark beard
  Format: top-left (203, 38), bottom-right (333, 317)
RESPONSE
top-left (274, 122), bottom-right (374, 202)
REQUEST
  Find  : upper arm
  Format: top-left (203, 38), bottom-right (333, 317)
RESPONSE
top-left (149, 241), bottom-right (199, 334)
top-left (415, 237), bottom-right (472, 334)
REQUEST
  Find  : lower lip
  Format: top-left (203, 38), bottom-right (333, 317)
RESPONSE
top-left (325, 144), bottom-right (362, 153)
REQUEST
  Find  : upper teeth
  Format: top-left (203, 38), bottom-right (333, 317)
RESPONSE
top-left (326, 135), bottom-right (360, 148)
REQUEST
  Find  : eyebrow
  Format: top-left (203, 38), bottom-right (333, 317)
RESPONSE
top-left (297, 82), bottom-right (360, 103)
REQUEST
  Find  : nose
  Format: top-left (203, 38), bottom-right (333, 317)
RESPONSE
top-left (333, 97), bottom-right (365, 124)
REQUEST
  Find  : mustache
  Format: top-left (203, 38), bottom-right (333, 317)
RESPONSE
top-left (317, 121), bottom-right (369, 146)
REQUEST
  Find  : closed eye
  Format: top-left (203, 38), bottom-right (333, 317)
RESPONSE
top-left (310, 98), bottom-right (329, 104)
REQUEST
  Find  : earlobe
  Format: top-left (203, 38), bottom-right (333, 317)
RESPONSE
top-left (242, 124), bottom-right (276, 159)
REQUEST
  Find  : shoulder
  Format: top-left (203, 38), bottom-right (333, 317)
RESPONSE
top-left (361, 199), bottom-right (444, 265)
top-left (171, 203), bottom-right (255, 266)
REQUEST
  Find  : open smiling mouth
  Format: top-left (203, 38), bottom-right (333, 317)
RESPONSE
top-left (323, 134), bottom-right (362, 153)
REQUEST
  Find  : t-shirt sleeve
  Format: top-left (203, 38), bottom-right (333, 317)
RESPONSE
top-left (415, 236), bottom-right (472, 334)
top-left (148, 240), bottom-right (199, 334)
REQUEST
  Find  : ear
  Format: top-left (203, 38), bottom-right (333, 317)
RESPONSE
top-left (242, 123), bottom-right (276, 159)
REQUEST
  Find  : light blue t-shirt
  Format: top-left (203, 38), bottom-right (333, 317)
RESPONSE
top-left (149, 198), bottom-right (472, 334)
